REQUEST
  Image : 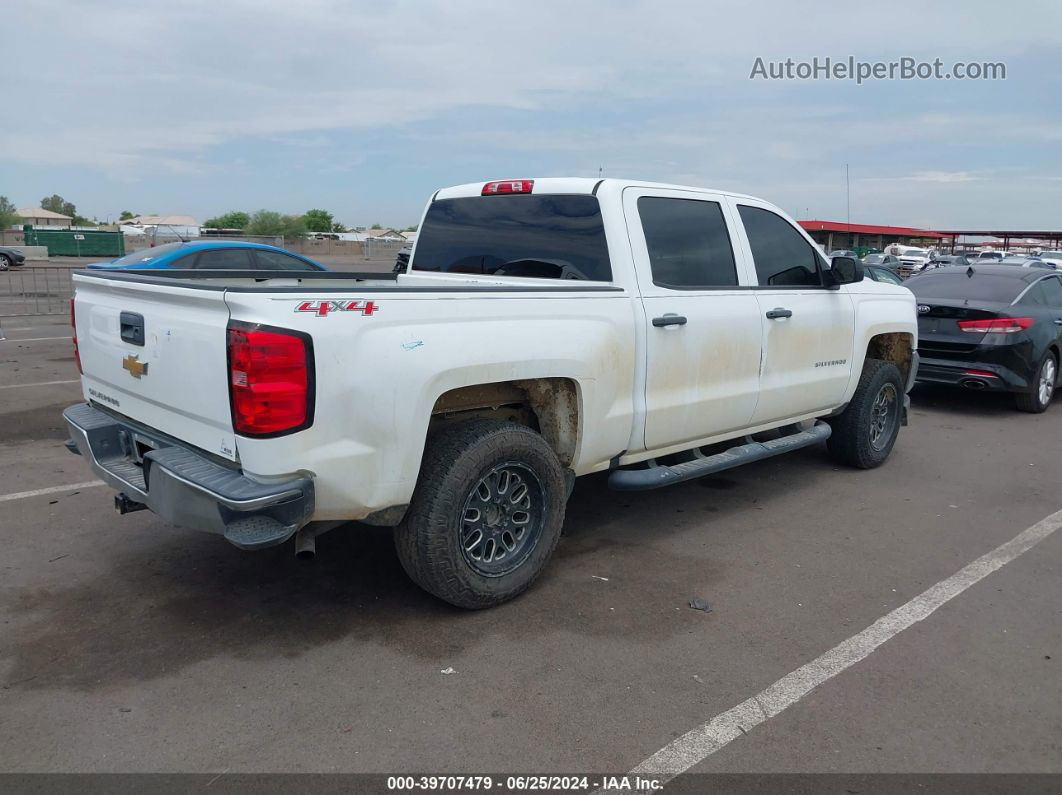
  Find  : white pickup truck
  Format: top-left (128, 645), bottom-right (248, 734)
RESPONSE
top-left (64, 178), bottom-right (917, 608)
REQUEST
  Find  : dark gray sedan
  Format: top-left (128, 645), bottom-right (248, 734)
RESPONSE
top-left (0, 247), bottom-right (27, 270)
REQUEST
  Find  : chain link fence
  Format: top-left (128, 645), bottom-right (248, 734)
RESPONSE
top-left (0, 267), bottom-right (74, 317)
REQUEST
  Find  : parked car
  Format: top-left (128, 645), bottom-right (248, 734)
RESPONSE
top-left (976, 251), bottom-right (1007, 261)
top-left (862, 253), bottom-right (901, 271)
top-left (827, 249), bottom-right (859, 260)
top-left (908, 264), bottom-right (1062, 412)
top-left (86, 240), bottom-right (326, 271)
top-left (393, 244), bottom-right (412, 273)
top-left (863, 264), bottom-right (905, 285)
top-left (1038, 252), bottom-right (1062, 269)
top-left (64, 177), bottom-right (917, 608)
top-left (924, 254), bottom-right (972, 270)
top-left (897, 248), bottom-right (931, 277)
top-left (998, 256), bottom-right (1052, 269)
top-left (0, 246), bottom-right (27, 270)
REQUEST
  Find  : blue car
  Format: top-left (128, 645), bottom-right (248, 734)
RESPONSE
top-left (87, 240), bottom-right (326, 271)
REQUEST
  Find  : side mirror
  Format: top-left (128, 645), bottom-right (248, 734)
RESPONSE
top-left (827, 256), bottom-right (864, 286)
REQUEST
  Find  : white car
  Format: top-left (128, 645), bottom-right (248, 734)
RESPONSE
top-left (897, 248), bottom-right (931, 276)
top-left (64, 177), bottom-right (917, 607)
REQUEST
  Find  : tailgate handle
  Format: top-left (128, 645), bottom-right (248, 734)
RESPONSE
top-left (120, 311), bottom-right (145, 346)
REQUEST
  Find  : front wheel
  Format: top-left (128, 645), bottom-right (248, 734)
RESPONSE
top-left (827, 358), bottom-right (904, 469)
top-left (0, 255), bottom-right (10, 271)
top-left (394, 420), bottom-right (567, 608)
top-left (1015, 352), bottom-right (1057, 413)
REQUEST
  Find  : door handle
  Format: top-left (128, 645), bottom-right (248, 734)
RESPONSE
top-left (652, 314), bottom-right (687, 328)
top-left (765, 308), bottom-right (793, 319)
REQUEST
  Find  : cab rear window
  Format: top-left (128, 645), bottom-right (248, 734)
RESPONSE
top-left (411, 195), bottom-right (612, 281)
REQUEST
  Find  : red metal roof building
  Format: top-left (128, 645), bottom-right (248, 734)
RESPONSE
top-left (798, 220), bottom-right (947, 252)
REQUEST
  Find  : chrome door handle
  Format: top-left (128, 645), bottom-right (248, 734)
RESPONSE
top-left (652, 314), bottom-right (687, 327)
top-left (765, 308), bottom-right (793, 319)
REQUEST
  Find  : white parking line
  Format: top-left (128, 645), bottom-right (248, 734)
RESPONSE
top-left (0, 379), bottom-right (80, 390)
top-left (1, 336), bottom-right (70, 342)
top-left (0, 481), bottom-right (104, 503)
top-left (624, 508), bottom-right (1062, 782)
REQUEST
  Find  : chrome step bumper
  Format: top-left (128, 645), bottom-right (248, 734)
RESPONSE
top-left (63, 403), bottom-right (314, 549)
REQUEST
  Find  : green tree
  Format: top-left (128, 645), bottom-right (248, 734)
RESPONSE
top-left (0, 196), bottom-right (20, 229)
top-left (370, 223), bottom-right (383, 229)
top-left (245, 210), bottom-right (307, 238)
top-left (118, 210), bottom-right (137, 221)
top-left (403, 225), bottom-right (418, 232)
top-left (303, 208), bottom-right (335, 233)
top-left (203, 211), bottom-right (250, 229)
top-left (41, 194), bottom-right (77, 219)
top-left (332, 221), bottom-right (350, 233)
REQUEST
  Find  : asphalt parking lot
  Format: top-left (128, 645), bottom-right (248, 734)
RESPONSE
top-left (0, 314), bottom-right (1059, 777)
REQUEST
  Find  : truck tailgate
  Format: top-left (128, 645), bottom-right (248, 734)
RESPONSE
top-left (73, 274), bottom-right (238, 461)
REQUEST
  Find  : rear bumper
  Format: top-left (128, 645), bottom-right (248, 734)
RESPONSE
top-left (915, 355), bottom-right (1029, 392)
top-left (63, 403), bottom-right (314, 549)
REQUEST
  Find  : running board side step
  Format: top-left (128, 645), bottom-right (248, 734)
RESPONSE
top-left (607, 421), bottom-right (832, 491)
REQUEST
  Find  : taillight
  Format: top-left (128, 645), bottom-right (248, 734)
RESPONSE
top-left (226, 322), bottom-right (314, 437)
top-left (482, 180), bottom-right (533, 195)
top-left (70, 298), bottom-right (82, 374)
top-left (956, 317), bottom-right (1033, 334)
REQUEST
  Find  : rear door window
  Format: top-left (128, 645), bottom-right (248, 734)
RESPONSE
top-left (737, 205), bottom-right (823, 287)
top-left (637, 197), bottom-right (738, 288)
top-left (1038, 276), bottom-right (1062, 306)
top-left (253, 249), bottom-right (319, 270)
top-left (193, 248), bottom-right (255, 269)
top-left (1019, 282), bottom-right (1049, 306)
top-left (411, 195), bottom-right (612, 281)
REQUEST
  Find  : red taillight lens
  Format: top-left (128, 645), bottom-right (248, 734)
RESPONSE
top-left (956, 317), bottom-right (1033, 334)
top-left (226, 323), bottom-right (313, 436)
top-left (482, 180), bottom-right (533, 195)
top-left (70, 298), bottom-right (82, 374)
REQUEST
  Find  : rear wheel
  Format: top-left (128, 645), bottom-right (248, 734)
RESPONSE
top-left (1015, 352), bottom-right (1057, 413)
top-left (394, 419), bottom-right (567, 609)
top-left (0, 255), bottom-right (10, 271)
top-left (827, 358), bottom-right (903, 469)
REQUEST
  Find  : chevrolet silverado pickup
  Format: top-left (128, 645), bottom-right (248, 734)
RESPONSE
top-left (64, 178), bottom-right (918, 608)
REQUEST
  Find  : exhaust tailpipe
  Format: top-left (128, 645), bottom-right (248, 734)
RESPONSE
top-left (294, 529), bottom-right (316, 560)
top-left (960, 378), bottom-right (987, 390)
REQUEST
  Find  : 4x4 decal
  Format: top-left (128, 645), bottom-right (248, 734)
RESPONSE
top-left (295, 300), bottom-right (378, 317)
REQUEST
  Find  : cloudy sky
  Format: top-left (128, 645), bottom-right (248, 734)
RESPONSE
top-left (6, 0), bottom-right (1062, 229)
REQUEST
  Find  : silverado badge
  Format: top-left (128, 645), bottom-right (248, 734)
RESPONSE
top-left (122, 354), bottom-right (148, 379)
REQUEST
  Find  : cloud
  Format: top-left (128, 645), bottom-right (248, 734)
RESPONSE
top-left (5, 0), bottom-right (1062, 225)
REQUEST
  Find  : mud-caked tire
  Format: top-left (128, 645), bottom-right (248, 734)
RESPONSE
top-left (827, 358), bottom-right (904, 469)
top-left (394, 420), bottom-right (567, 609)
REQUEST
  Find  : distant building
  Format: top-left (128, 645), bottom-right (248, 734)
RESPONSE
top-left (120, 214), bottom-right (201, 239)
top-left (798, 220), bottom-right (947, 253)
top-left (17, 207), bottom-right (73, 228)
top-left (337, 228), bottom-right (408, 243)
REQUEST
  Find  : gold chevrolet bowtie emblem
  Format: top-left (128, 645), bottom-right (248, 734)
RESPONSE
top-left (122, 354), bottom-right (148, 378)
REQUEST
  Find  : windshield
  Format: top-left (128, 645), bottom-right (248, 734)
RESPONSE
top-left (108, 242), bottom-right (185, 265)
top-left (863, 254), bottom-right (884, 263)
top-left (411, 195), bottom-right (612, 281)
top-left (903, 250), bottom-right (927, 257)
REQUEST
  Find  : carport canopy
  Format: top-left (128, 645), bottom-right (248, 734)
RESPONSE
top-left (936, 229), bottom-right (1062, 251)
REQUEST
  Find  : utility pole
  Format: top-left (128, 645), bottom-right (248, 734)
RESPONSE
top-left (845, 163), bottom-right (851, 231)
